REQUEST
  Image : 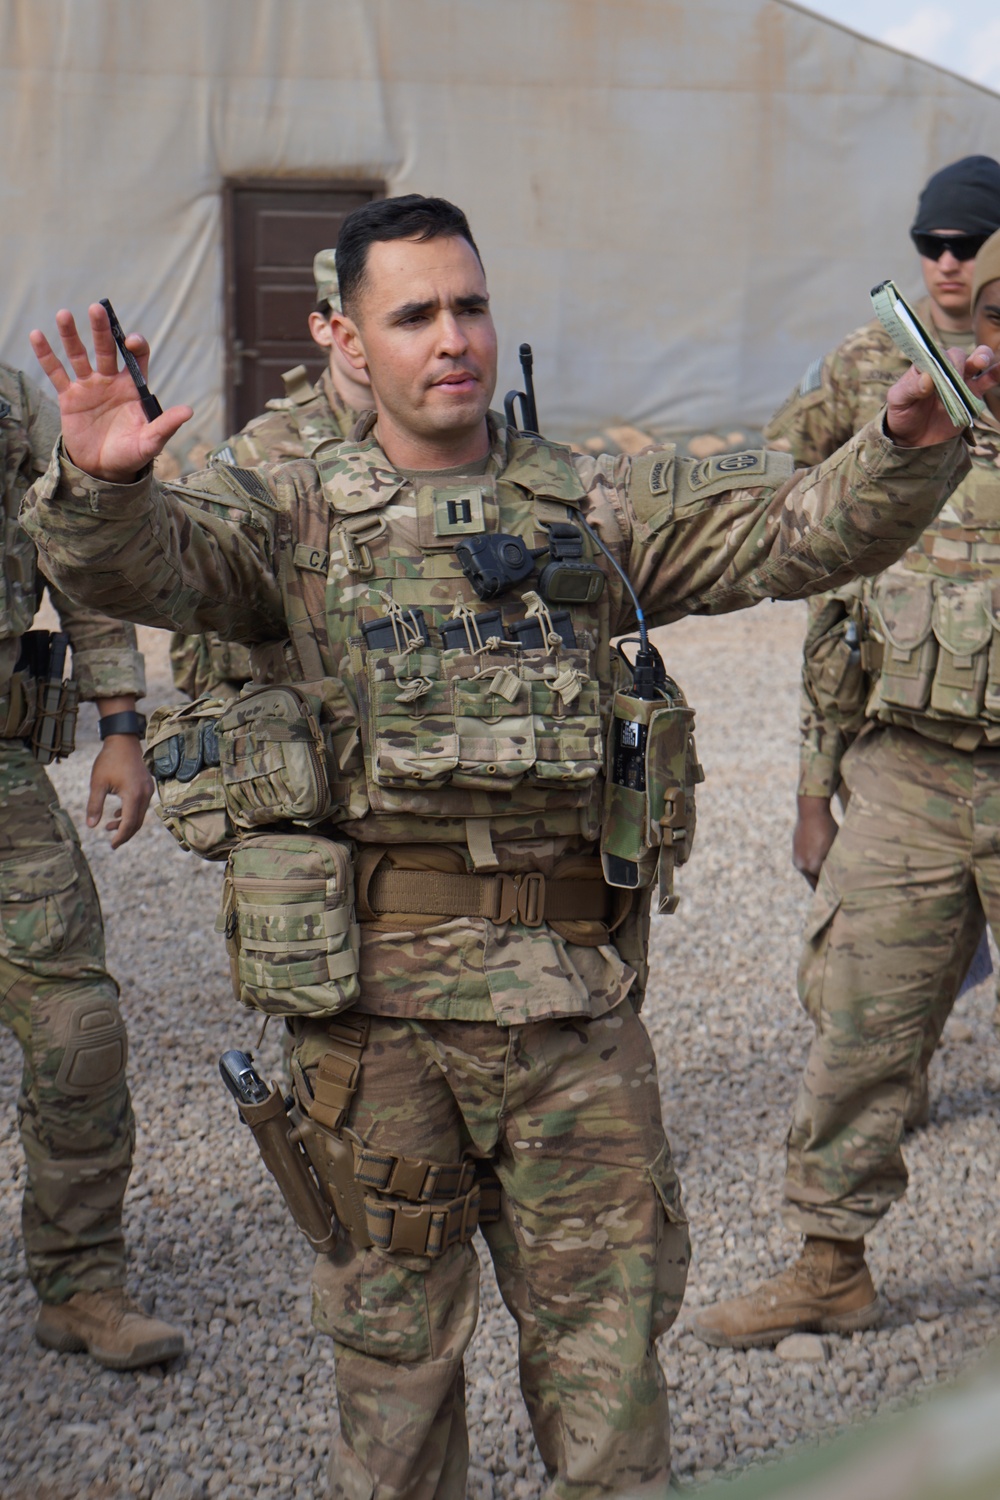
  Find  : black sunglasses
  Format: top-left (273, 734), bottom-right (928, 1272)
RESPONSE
top-left (911, 231), bottom-right (990, 263)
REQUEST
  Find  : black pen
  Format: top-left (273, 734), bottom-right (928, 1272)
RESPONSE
top-left (98, 297), bottom-right (163, 421)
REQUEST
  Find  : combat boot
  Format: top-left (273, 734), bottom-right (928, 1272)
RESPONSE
top-left (35, 1288), bottom-right (186, 1369)
top-left (688, 1237), bottom-right (881, 1349)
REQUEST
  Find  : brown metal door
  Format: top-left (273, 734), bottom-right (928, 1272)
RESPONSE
top-left (224, 179), bottom-right (382, 432)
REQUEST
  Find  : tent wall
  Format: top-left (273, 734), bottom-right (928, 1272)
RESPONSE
top-left (3, 0), bottom-right (1000, 447)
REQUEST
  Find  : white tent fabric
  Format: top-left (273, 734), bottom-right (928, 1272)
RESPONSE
top-left (3, 0), bottom-right (1000, 447)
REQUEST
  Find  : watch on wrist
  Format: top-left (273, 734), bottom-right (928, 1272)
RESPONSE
top-left (98, 710), bottom-right (147, 740)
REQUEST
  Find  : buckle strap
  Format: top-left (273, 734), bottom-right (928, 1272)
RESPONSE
top-left (363, 866), bottom-right (611, 925)
top-left (353, 1145), bottom-right (478, 1204)
top-left (308, 1015), bottom-right (371, 1133)
top-left (365, 1182), bottom-right (482, 1257)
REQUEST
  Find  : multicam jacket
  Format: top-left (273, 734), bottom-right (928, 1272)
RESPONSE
top-left (170, 366), bottom-right (361, 699)
top-left (763, 302), bottom-right (998, 795)
top-left (0, 362), bottom-right (143, 740)
top-left (23, 409), bottom-right (967, 1021)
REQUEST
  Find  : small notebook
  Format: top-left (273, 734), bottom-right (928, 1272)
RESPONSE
top-left (870, 278), bottom-right (984, 428)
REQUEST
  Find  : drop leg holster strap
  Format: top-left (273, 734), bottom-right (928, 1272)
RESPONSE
top-left (295, 1014), bottom-right (502, 1257)
top-left (237, 1084), bottom-right (340, 1255)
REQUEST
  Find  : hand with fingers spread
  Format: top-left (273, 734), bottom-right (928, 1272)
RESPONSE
top-left (30, 304), bottom-right (193, 482)
top-left (885, 343), bottom-right (1000, 446)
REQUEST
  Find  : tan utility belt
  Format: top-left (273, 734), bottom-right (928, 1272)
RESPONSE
top-left (358, 863), bottom-right (615, 927)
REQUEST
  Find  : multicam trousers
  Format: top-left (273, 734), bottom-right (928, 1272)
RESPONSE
top-left (784, 725), bottom-right (1000, 1241)
top-left (293, 1005), bottom-right (690, 1500)
top-left (0, 743), bottom-right (133, 1302)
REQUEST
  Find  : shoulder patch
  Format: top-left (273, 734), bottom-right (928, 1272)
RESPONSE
top-left (799, 357), bottom-right (824, 396)
top-left (219, 465), bottom-right (279, 509)
top-left (209, 443), bottom-right (236, 467)
top-left (628, 446), bottom-right (677, 532)
top-left (675, 448), bottom-right (795, 507)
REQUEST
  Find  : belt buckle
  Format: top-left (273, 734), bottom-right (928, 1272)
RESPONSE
top-left (517, 871), bottom-right (545, 926)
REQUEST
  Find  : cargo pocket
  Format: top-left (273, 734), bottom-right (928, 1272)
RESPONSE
top-left (987, 582), bottom-right (1000, 720)
top-left (796, 873), bottom-right (841, 1025)
top-left (647, 1140), bottom-right (690, 1339)
top-left (222, 833), bottom-right (360, 1017)
top-left (871, 574), bottom-right (935, 711)
top-left (0, 840), bottom-right (80, 966)
top-left (930, 581), bottom-right (992, 720)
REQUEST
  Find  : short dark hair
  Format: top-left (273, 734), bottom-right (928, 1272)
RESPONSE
top-left (336, 195), bottom-right (482, 316)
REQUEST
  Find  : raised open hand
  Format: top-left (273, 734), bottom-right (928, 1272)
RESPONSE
top-left (30, 304), bottom-right (193, 482)
top-left (885, 344), bottom-right (1000, 448)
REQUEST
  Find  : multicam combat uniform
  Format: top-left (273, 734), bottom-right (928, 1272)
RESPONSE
top-left (24, 409), bottom-right (967, 1498)
top-left (764, 307), bottom-right (1000, 1241)
top-left (0, 364), bottom-right (145, 1304)
top-left (169, 366), bottom-right (358, 700)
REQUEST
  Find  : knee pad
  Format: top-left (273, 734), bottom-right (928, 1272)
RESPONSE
top-left (36, 982), bottom-right (128, 1097)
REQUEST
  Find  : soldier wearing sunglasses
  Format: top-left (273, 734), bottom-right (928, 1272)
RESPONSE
top-left (691, 159), bottom-right (1000, 1351)
top-left (764, 154), bottom-right (1000, 1136)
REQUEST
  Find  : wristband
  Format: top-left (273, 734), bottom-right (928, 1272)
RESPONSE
top-left (98, 711), bottom-right (147, 740)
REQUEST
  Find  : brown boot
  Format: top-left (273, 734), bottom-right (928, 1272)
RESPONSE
top-left (35, 1288), bottom-right (186, 1369)
top-left (688, 1237), bottom-right (881, 1349)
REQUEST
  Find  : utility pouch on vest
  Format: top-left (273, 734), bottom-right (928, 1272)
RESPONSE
top-left (237, 1084), bottom-right (341, 1254)
top-left (871, 575), bottom-right (936, 711)
top-left (145, 696), bottom-right (238, 860)
top-left (600, 688), bottom-right (701, 914)
top-left (930, 581), bottom-right (992, 720)
top-left (9, 631), bottom-right (79, 763)
top-left (987, 584), bottom-right (1000, 720)
top-left (217, 684), bottom-right (334, 829)
top-left (221, 833), bottom-right (360, 1017)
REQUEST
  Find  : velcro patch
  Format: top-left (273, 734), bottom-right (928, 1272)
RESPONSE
top-left (799, 356), bottom-right (824, 396)
top-left (676, 448), bottom-right (794, 506)
top-left (219, 465), bottom-right (278, 508)
top-left (628, 447), bottom-right (677, 532)
top-left (293, 543), bottom-right (330, 573)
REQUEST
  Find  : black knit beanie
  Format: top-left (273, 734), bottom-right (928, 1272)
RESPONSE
top-left (911, 155), bottom-right (1000, 236)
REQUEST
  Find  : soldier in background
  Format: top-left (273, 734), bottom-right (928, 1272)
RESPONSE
top-left (0, 363), bottom-right (184, 1368)
top-left (168, 248), bottom-right (371, 700)
top-left (691, 218), bottom-right (1000, 1351)
top-left (771, 155), bottom-right (1000, 1129)
top-left (24, 192), bottom-right (990, 1498)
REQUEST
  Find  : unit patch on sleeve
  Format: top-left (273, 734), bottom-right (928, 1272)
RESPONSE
top-left (675, 448), bottom-right (795, 507)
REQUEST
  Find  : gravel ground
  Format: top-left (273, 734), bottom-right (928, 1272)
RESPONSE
top-left (1, 606), bottom-right (998, 1499)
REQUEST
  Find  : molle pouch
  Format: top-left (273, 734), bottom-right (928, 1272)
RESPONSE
top-left (507, 610), bottom-right (576, 651)
top-left (145, 697), bottom-right (238, 860)
top-left (930, 581), bottom-right (992, 720)
top-left (525, 648), bottom-right (602, 786)
top-left (220, 833), bottom-right (360, 1018)
top-left (450, 651), bottom-right (535, 790)
top-left (601, 688), bottom-right (700, 915)
top-left (986, 583), bottom-right (1000, 721)
top-left (871, 574), bottom-right (936, 711)
top-left (362, 643), bottom-right (458, 789)
top-left (217, 684), bottom-right (333, 829)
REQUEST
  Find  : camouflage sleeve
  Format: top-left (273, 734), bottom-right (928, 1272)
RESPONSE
top-left (797, 587), bottom-right (869, 798)
top-left (20, 445), bottom-right (286, 642)
top-left (574, 416), bottom-right (969, 633)
top-left (14, 367), bottom-right (62, 474)
top-left (42, 573), bottom-right (146, 701)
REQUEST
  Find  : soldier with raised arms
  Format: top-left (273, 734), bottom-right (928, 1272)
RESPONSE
top-left (22, 195), bottom-right (998, 1498)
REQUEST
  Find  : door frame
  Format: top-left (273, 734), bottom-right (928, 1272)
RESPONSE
top-left (221, 176), bottom-right (384, 432)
